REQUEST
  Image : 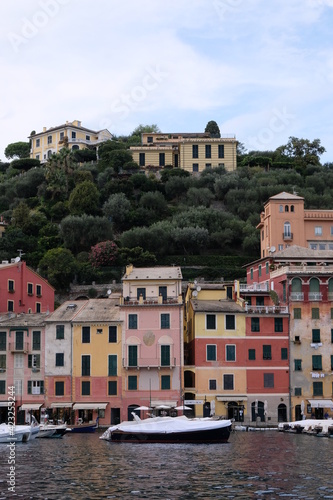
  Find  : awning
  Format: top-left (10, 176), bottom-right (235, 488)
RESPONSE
top-left (0, 401), bottom-right (10, 407)
top-left (216, 396), bottom-right (248, 402)
top-left (73, 403), bottom-right (108, 410)
top-left (151, 401), bottom-right (177, 408)
top-left (50, 402), bottom-right (73, 408)
top-left (20, 404), bottom-right (43, 410)
top-left (308, 399), bottom-right (333, 409)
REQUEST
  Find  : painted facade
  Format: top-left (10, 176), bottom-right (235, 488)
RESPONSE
top-left (120, 265), bottom-right (183, 420)
top-left (130, 132), bottom-right (237, 173)
top-left (0, 260), bottom-right (54, 314)
top-left (29, 120), bottom-right (112, 162)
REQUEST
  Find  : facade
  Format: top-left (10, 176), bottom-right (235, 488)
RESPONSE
top-left (120, 265), bottom-right (183, 420)
top-left (0, 313), bottom-right (49, 424)
top-left (257, 191), bottom-right (333, 258)
top-left (29, 120), bottom-right (112, 162)
top-left (130, 132), bottom-right (237, 173)
top-left (0, 260), bottom-right (54, 314)
top-left (247, 245), bottom-right (333, 421)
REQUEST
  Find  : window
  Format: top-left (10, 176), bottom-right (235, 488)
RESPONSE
top-left (128, 345), bottom-right (138, 367)
top-left (82, 327), bottom-right (90, 343)
top-left (225, 315), bottom-right (235, 330)
top-left (206, 344), bottom-right (216, 361)
top-left (209, 379), bottom-right (217, 390)
top-left (331, 329), bottom-right (333, 343)
top-left (28, 354), bottom-right (40, 368)
top-left (128, 314), bottom-right (137, 329)
top-left (278, 244), bottom-right (283, 251)
top-left (295, 387), bottom-right (302, 396)
top-left (28, 380), bottom-right (44, 395)
top-left (159, 286), bottom-right (167, 301)
top-left (108, 355), bottom-right (117, 376)
top-left (60, 132), bottom-right (64, 140)
top-left (263, 345), bottom-right (272, 360)
top-left (27, 283), bottom-right (33, 295)
top-left (36, 138), bottom-right (40, 147)
top-left (264, 373), bottom-right (274, 388)
top-left (0, 332), bottom-right (6, 351)
top-left (0, 381), bottom-right (5, 394)
top-left (226, 345), bottom-right (236, 361)
top-left (266, 262), bottom-right (269, 274)
top-left (128, 375), bottom-right (137, 390)
top-left (139, 153), bottom-right (145, 166)
top-left (161, 375), bottom-right (170, 390)
top-left (206, 314), bottom-right (216, 330)
top-left (161, 314), bottom-right (170, 329)
top-left (281, 348), bottom-right (288, 360)
top-left (47, 135), bottom-right (52, 144)
top-left (294, 308), bottom-right (301, 319)
top-left (313, 381), bottom-right (323, 396)
top-left (36, 154), bottom-right (40, 160)
top-left (294, 359), bottom-right (302, 371)
top-left (15, 331), bottom-right (24, 350)
top-left (55, 353), bottom-right (64, 367)
top-left (284, 222), bottom-right (291, 238)
top-left (218, 144), bottom-right (224, 158)
top-left (331, 355), bottom-right (333, 371)
top-left (312, 329), bottom-right (321, 343)
top-left (205, 163), bottom-right (211, 169)
top-left (161, 345), bottom-right (170, 366)
top-left (109, 326), bottom-right (117, 343)
top-left (312, 308), bottom-right (319, 319)
top-left (56, 325), bottom-right (65, 340)
top-left (248, 349), bottom-right (256, 360)
top-left (147, 136), bottom-right (153, 143)
top-left (8, 280), bottom-right (14, 292)
top-left (251, 318), bottom-right (260, 332)
top-left (192, 163), bottom-right (199, 172)
top-left (72, 131), bottom-right (76, 139)
top-left (137, 288), bottom-right (146, 300)
top-left (258, 265), bottom-right (262, 277)
top-left (291, 205), bottom-right (294, 212)
top-left (32, 331), bottom-right (41, 350)
top-left (279, 205), bottom-right (283, 212)
top-left (192, 145), bottom-right (198, 158)
top-left (205, 144), bottom-right (211, 158)
top-left (250, 268), bottom-right (253, 280)
top-left (36, 285), bottom-right (42, 297)
top-left (55, 381), bottom-right (64, 396)
top-left (315, 226), bottom-right (322, 236)
top-left (312, 355), bottom-right (322, 371)
top-left (0, 354), bottom-right (6, 369)
top-left (82, 381), bottom-right (90, 395)
top-left (36, 303), bottom-right (41, 313)
top-left (256, 296), bottom-right (264, 306)
top-left (86, 135), bottom-right (90, 141)
top-left (274, 318), bottom-right (283, 332)
top-left (159, 153), bottom-right (165, 167)
top-left (81, 355), bottom-right (90, 376)
top-left (108, 381), bottom-right (117, 396)
top-left (223, 374), bottom-right (234, 390)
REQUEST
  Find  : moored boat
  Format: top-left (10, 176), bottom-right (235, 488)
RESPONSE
top-left (37, 423), bottom-right (69, 438)
top-left (100, 414), bottom-right (232, 443)
top-left (66, 422), bottom-right (97, 433)
top-left (0, 423), bottom-right (32, 443)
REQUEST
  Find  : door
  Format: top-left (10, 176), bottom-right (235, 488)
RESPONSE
top-left (16, 331), bottom-right (24, 350)
top-left (111, 408), bottom-right (120, 425)
top-left (203, 402), bottom-right (210, 417)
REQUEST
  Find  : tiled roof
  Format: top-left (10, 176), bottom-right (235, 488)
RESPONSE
top-left (269, 191), bottom-right (304, 201)
top-left (190, 299), bottom-right (244, 313)
top-left (123, 266), bottom-right (182, 281)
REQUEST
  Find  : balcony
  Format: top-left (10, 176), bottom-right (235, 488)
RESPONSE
top-left (290, 292), bottom-right (304, 301)
top-left (246, 305), bottom-right (288, 314)
top-left (122, 296), bottom-right (181, 306)
top-left (9, 342), bottom-right (29, 353)
top-left (283, 232), bottom-right (293, 241)
top-left (308, 292), bottom-right (322, 301)
top-left (123, 357), bottom-right (176, 369)
top-left (240, 282), bottom-right (269, 293)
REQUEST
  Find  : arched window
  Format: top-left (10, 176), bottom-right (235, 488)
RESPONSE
top-left (291, 278), bottom-right (302, 293)
top-left (309, 278), bottom-right (320, 293)
top-left (279, 205), bottom-right (283, 212)
top-left (285, 205), bottom-right (289, 212)
top-left (284, 222), bottom-right (291, 238)
top-left (72, 145), bottom-right (79, 150)
top-left (47, 150), bottom-right (52, 158)
top-left (290, 205), bottom-right (294, 212)
top-left (328, 278), bottom-right (333, 295)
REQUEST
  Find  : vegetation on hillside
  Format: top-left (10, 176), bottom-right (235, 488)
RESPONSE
top-left (0, 126), bottom-right (329, 290)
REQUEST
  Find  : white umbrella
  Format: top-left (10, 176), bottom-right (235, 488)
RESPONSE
top-left (174, 405), bottom-right (192, 411)
top-left (255, 399), bottom-right (258, 415)
top-left (264, 400), bottom-right (268, 416)
top-left (210, 400), bottom-right (215, 416)
top-left (155, 405), bottom-right (171, 410)
top-left (136, 406), bottom-right (152, 411)
top-left (301, 400), bottom-right (305, 415)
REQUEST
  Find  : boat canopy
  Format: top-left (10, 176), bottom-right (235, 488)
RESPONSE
top-left (308, 399), bottom-right (333, 409)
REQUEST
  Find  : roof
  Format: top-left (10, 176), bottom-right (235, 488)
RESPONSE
top-left (190, 299), bottom-right (244, 314)
top-left (29, 122), bottom-right (111, 138)
top-left (45, 300), bottom-right (88, 322)
top-left (72, 298), bottom-right (121, 323)
top-left (0, 312), bottom-right (49, 327)
top-left (273, 245), bottom-right (333, 261)
top-left (123, 266), bottom-right (183, 281)
top-left (268, 191), bottom-right (304, 202)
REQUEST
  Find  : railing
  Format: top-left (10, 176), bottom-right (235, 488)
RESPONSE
top-left (328, 292), bottom-right (333, 301)
top-left (245, 305), bottom-right (288, 314)
top-left (122, 296), bottom-right (180, 306)
top-left (9, 342), bottom-right (29, 353)
top-left (283, 232), bottom-right (293, 241)
top-left (123, 357), bottom-right (176, 369)
top-left (240, 282), bottom-right (269, 292)
top-left (308, 292), bottom-right (322, 301)
top-left (290, 292), bottom-right (304, 301)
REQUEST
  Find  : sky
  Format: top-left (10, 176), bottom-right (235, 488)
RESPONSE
top-left (1, 0), bottom-right (333, 162)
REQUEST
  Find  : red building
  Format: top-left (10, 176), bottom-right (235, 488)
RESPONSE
top-left (0, 260), bottom-right (54, 314)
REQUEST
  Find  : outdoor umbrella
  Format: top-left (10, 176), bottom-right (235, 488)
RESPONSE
top-left (174, 405), bottom-right (192, 411)
top-left (136, 406), bottom-right (152, 411)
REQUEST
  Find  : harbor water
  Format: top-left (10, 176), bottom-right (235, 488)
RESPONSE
top-left (1, 430), bottom-right (333, 499)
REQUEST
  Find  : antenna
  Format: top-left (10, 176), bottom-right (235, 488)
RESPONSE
top-left (14, 256), bottom-right (20, 263)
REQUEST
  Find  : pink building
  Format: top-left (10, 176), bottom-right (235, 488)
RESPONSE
top-left (120, 265), bottom-right (183, 420)
top-left (0, 260), bottom-right (54, 314)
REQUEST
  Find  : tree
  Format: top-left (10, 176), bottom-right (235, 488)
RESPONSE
top-left (89, 240), bottom-right (118, 267)
top-left (4, 142), bottom-right (30, 159)
top-left (38, 248), bottom-right (77, 290)
top-left (44, 148), bottom-right (77, 200)
top-left (186, 187), bottom-right (214, 207)
top-left (68, 180), bottom-right (100, 215)
top-left (10, 158), bottom-right (40, 172)
top-left (103, 193), bottom-right (132, 231)
top-left (204, 121), bottom-right (220, 138)
top-left (276, 137), bottom-right (326, 171)
top-left (60, 214), bottom-right (113, 254)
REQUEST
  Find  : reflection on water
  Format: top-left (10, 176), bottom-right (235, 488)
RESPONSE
top-left (1, 430), bottom-right (333, 499)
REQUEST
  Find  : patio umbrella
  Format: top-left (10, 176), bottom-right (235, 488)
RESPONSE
top-left (210, 400), bottom-right (215, 417)
top-left (174, 405), bottom-right (192, 411)
top-left (255, 399), bottom-right (258, 415)
top-left (155, 405), bottom-right (171, 410)
top-left (301, 400), bottom-right (305, 416)
top-left (264, 400), bottom-right (268, 416)
top-left (136, 406), bottom-right (152, 411)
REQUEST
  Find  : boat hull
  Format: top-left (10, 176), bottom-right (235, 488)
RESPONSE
top-left (67, 423), bottom-right (97, 433)
top-left (107, 425), bottom-right (231, 443)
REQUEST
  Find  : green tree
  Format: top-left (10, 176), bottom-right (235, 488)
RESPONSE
top-left (276, 137), bottom-right (326, 171)
top-left (44, 148), bottom-right (77, 200)
top-left (103, 193), bottom-right (132, 231)
top-left (204, 121), bottom-right (220, 138)
top-left (38, 248), bottom-right (77, 290)
top-left (186, 187), bottom-right (214, 207)
top-left (4, 142), bottom-right (30, 159)
top-left (10, 158), bottom-right (40, 172)
top-left (68, 180), bottom-right (100, 215)
top-left (60, 214), bottom-right (113, 254)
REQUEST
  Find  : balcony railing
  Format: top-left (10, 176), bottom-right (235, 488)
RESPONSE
top-left (122, 296), bottom-right (180, 306)
top-left (290, 292), bottom-right (304, 301)
top-left (240, 282), bottom-right (269, 293)
top-left (283, 232), bottom-right (293, 241)
top-left (308, 292), bottom-right (322, 301)
top-left (245, 305), bottom-right (288, 314)
top-left (123, 357), bottom-right (176, 369)
top-left (9, 342), bottom-right (29, 353)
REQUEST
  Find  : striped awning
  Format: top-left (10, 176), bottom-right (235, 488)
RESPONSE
top-left (73, 403), bottom-right (108, 410)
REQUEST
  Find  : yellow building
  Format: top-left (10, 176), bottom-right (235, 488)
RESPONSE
top-left (130, 132), bottom-right (237, 173)
top-left (29, 120), bottom-right (112, 163)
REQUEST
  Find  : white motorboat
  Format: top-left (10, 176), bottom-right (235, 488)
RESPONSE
top-left (37, 423), bottom-right (69, 438)
top-left (0, 423), bottom-right (32, 443)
